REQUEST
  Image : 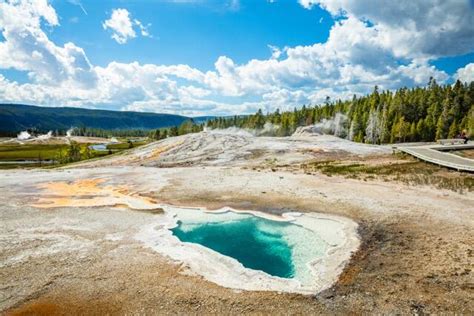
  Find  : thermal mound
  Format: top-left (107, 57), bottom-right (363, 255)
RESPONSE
top-left (76, 130), bottom-right (390, 168)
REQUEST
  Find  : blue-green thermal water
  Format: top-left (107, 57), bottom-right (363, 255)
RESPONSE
top-left (171, 215), bottom-right (296, 278)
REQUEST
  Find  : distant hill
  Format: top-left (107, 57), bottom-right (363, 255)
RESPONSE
top-left (0, 104), bottom-right (214, 134)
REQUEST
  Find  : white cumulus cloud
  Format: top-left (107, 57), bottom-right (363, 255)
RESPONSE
top-left (102, 8), bottom-right (151, 44)
top-left (455, 63), bottom-right (474, 83)
top-left (299, 0), bottom-right (474, 59)
top-left (0, 0), bottom-right (96, 87)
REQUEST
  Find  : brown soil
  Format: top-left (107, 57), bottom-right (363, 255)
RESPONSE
top-left (454, 149), bottom-right (474, 159)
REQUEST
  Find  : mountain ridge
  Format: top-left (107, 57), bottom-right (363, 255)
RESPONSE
top-left (0, 103), bottom-right (210, 134)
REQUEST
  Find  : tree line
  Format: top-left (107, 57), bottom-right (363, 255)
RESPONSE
top-left (5, 119), bottom-right (205, 140)
top-left (206, 79), bottom-right (474, 144)
top-left (148, 120), bottom-right (204, 140)
top-left (70, 119), bottom-right (205, 140)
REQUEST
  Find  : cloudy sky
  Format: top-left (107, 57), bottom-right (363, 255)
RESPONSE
top-left (0, 0), bottom-right (473, 116)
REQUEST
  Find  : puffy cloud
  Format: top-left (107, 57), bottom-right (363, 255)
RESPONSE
top-left (103, 9), bottom-right (135, 44)
top-left (455, 63), bottom-right (474, 83)
top-left (0, 0), bottom-right (96, 87)
top-left (201, 17), bottom-right (448, 100)
top-left (300, 0), bottom-right (474, 59)
top-left (102, 8), bottom-right (150, 44)
top-left (262, 89), bottom-right (312, 111)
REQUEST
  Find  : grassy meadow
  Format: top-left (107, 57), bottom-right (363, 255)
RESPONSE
top-left (0, 139), bottom-right (148, 169)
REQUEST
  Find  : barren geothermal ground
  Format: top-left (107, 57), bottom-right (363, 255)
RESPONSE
top-left (1, 130), bottom-right (473, 314)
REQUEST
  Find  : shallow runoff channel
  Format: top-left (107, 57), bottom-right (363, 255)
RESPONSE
top-left (136, 205), bottom-right (360, 294)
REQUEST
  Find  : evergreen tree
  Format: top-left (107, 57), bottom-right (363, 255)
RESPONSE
top-left (81, 145), bottom-right (92, 159)
top-left (169, 126), bottom-right (179, 137)
top-left (67, 141), bottom-right (81, 162)
top-left (254, 109), bottom-right (265, 129)
top-left (448, 120), bottom-right (458, 138)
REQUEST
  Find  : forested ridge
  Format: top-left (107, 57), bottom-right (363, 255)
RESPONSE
top-left (207, 79), bottom-right (474, 144)
top-left (0, 103), bottom-right (191, 135)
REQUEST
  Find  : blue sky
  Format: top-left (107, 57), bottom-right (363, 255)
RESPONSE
top-left (48, 0), bottom-right (334, 70)
top-left (0, 0), bottom-right (473, 115)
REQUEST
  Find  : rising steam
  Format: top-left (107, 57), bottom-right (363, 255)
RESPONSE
top-left (16, 130), bottom-right (53, 142)
top-left (17, 131), bottom-right (32, 140)
top-left (66, 127), bottom-right (76, 137)
top-left (37, 131), bottom-right (53, 140)
top-left (293, 113), bottom-right (349, 138)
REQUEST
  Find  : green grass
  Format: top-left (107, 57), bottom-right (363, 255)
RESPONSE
top-left (106, 143), bottom-right (130, 150)
top-left (106, 140), bottom-right (148, 150)
top-left (0, 144), bottom-right (67, 161)
top-left (0, 140), bottom-right (146, 169)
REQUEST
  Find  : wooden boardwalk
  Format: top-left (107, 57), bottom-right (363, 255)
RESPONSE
top-left (396, 143), bottom-right (474, 172)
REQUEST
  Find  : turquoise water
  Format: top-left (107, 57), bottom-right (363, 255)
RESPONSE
top-left (171, 215), bottom-right (296, 278)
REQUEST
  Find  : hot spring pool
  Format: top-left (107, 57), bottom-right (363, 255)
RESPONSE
top-left (171, 212), bottom-right (326, 280)
top-left (136, 206), bottom-right (360, 294)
